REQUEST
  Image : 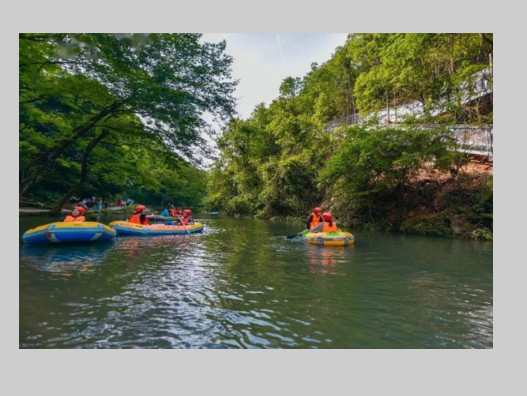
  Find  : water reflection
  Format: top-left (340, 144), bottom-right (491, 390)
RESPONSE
top-left (20, 243), bottom-right (114, 275)
top-left (305, 245), bottom-right (354, 275)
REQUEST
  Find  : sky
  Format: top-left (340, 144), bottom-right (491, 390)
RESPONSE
top-left (201, 33), bottom-right (349, 120)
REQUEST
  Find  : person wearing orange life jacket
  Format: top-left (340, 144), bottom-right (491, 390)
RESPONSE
top-left (179, 209), bottom-right (194, 225)
top-left (129, 205), bottom-right (150, 225)
top-left (306, 207), bottom-right (323, 230)
top-left (321, 212), bottom-right (338, 232)
top-left (169, 205), bottom-right (177, 217)
top-left (64, 206), bottom-right (86, 222)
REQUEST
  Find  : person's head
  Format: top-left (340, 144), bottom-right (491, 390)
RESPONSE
top-left (322, 212), bottom-right (333, 222)
top-left (134, 205), bottom-right (146, 214)
top-left (183, 209), bottom-right (192, 216)
top-left (313, 207), bottom-right (322, 215)
top-left (72, 206), bottom-right (85, 217)
top-left (170, 205), bottom-right (175, 210)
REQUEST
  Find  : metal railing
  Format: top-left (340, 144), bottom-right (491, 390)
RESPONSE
top-left (324, 113), bottom-right (361, 131)
top-left (449, 124), bottom-right (493, 161)
top-left (326, 121), bottom-right (493, 161)
top-left (324, 69), bottom-right (493, 161)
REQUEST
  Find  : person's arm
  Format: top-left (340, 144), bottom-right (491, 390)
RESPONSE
top-left (312, 223), bottom-right (323, 232)
top-left (306, 214), bottom-right (313, 229)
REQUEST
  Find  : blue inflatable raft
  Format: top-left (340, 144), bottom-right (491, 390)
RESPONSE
top-left (22, 221), bottom-right (116, 245)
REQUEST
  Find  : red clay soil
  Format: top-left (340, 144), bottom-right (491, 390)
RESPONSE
top-left (411, 159), bottom-right (493, 184)
top-left (403, 159), bottom-right (493, 220)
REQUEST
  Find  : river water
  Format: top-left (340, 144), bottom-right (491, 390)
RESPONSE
top-left (19, 214), bottom-right (493, 348)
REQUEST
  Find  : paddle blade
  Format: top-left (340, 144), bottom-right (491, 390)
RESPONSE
top-left (286, 231), bottom-right (305, 240)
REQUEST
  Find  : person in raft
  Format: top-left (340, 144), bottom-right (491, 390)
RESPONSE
top-left (169, 205), bottom-right (178, 217)
top-left (63, 206), bottom-right (86, 222)
top-left (321, 212), bottom-right (338, 232)
top-left (129, 205), bottom-right (150, 225)
top-left (179, 209), bottom-right (194, 225)
top-left (306, 207), bottom-right (324, 231)
top-left (159, 206), bottom-right (172, 217)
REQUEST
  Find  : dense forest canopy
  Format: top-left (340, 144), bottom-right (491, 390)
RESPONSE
top-left (19, 33), bottom-right (237, 210)
top-left (206, 33), bottom-right (492, 238)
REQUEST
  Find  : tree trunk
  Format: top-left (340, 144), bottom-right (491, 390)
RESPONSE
top-left (479, 33), bottom-right (493, 51)
top-left (50, 129), bottom-right (110, 214)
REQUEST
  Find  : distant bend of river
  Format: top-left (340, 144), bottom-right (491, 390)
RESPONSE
top-left (19, 214), bottom-right (492, 348)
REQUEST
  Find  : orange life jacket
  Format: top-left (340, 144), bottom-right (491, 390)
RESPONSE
top-left (310, 213), bottom-right (323, 229)
top-left (169, 209), bottom-right (177, 217)
top-left (323, 221), bottom-right (338, 232)
top-left (64, 215), bottom-right (85, 222)
top-left (129, 213), bottom-right (149, 225)
top-left (180, 216), bottom-right (193, 225)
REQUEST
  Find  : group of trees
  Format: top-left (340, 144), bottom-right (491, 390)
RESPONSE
top-left (19, 33), bottom-right (493, 236)
top-left (19, 33), bottom-right (236, 211)
top-left (207, 33), bottom-right (493, 237)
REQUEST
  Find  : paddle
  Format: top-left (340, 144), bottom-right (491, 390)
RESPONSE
top-left (286, 230), bottom-right (306, 239)
top-left (176, 215), bottom-right (191, 234)
top-left (286, 223), bottom-right (324, 239)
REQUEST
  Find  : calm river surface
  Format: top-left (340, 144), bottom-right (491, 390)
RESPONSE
top-left (19, 214), bottom-right (493, 348)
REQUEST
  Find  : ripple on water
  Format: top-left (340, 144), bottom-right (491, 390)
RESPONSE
top-left (19, 218), bottom-right (493, 349)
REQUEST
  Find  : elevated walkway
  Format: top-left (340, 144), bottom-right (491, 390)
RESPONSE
top-left (325, 69), bottom-right (493, 161)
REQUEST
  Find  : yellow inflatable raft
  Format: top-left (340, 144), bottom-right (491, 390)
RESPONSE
top-left (304, 231), bottom-right (355, 247)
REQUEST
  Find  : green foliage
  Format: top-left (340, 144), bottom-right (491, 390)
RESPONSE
top-left (348, 33), bottom-right (492, 121)
top-left (279, 76), bottom-right (303, 98)
top-left (321, 126), bottom-right (459, 192)
top-left (200, 33), bottom-right (493, 239)
top-left (400, 214), bottom-right (452, 237)
top-left (19, 33), bottom-right (236, 210)
top-left (206, 97), bottom-right (330, 218)
top-left (318, 125), bottom-right (472, 229)
top-left (471, 228), bottom-right (493, 241)
top-left (438, 174), bottom-right (493, 229)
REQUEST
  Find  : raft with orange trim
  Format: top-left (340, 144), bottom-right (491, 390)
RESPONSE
top-left (109, 220), bottom-right (204, 236)
top-left (22, 221), bottom-right (116, 245)
top-left (304, 230), bottom-right (355, 247)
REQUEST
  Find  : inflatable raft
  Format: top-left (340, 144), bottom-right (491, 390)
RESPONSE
top-left (146, 214), bottom-right (176, 223)
top-left (304, 230), bottom-right (355, 247)
top-left (22, 221), bottom-right (116, 245)
top-left (109, 221), bottom-right (204, 236)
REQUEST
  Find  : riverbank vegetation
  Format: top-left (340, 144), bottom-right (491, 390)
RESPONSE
top-left (206, 33), bottom-right (493, 239)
